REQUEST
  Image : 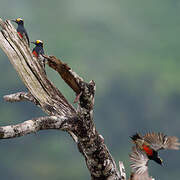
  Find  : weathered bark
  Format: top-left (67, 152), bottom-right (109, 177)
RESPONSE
top-left (4, 92), bottom-right (38, 104)
top-left (0, 18), bottom-right (123, 180)
top-left (0, 116), bottom-right (70, 139)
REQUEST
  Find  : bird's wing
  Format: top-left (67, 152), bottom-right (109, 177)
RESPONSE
top-left (130, 146), bottom-right (149, 175)
top-left (143, 132), bottom-right (180, 151)
top-left (39, 48), bottom-right (44, 55)
top-left (130, 172), bottom-right (153, 180)
top-left (23, 31), bottom-right (30, 46)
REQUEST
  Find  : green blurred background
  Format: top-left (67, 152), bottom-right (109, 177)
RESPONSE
top-left (0, 0), bottom-right (180, 179)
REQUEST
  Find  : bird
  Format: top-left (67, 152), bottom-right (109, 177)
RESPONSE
top-left (11, 18), bottom-right (30, 46)
top-left (31, 40), bottom-right (46, 70)
top-left (31, 40), bottom-right (44, 58)
top-left (130, 132), bottom-right (180, 175)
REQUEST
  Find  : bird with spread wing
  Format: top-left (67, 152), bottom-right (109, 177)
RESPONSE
top-left (129, 132), bottom-right (180, 179)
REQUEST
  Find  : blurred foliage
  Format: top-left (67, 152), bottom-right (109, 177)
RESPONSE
top-left (0, 0), bottom-right (180, 179)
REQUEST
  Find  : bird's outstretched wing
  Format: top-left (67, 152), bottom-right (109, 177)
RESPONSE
top-left (143, 132), bottom-right (180, 151)
top-left (130, 146), bottom-right (149, 175)
top-left (130, 172), bottom-right (154, 180)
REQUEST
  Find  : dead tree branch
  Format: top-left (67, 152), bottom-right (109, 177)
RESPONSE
top-left (3, 91), bottom-right (38, 104)
top-left (0, 18), bottom-right (123, 180)
top-left (0, 116), bottom-right (70, 139)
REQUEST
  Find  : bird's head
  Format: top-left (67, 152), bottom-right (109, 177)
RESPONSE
top-left (31, 40), bottom-right (44, 47)
top-left (130, 133), bottom-right (142, 141)
top-left (11, 18), bottom-right (24, 25)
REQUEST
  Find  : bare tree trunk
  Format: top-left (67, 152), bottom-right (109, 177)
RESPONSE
top-left (0, 18), bottom-right (126, 180)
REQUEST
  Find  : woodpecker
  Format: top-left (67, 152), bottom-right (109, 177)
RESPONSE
top-left (11, 18), bottom-right (30, 46)
top-left (31, 40), bottom-right (46, 70)
top-left (130, 132), bottom-right (180, 175)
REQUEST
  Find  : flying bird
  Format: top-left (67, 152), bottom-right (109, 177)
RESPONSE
top-left (130, 132), bottom-right (180, 175)
top-left (11, 18), bottom-right (30, 46)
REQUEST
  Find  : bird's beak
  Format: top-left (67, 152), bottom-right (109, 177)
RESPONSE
top-left (11, 19), bottom-right (16, 23)
top-left (31, 41), bottom-right (36, 45)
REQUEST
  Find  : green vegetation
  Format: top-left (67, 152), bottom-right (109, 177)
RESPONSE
top-left (0, 0), bottom-right (180, 179)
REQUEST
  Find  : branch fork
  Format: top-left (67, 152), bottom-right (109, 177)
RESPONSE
top-left (0, 18), bottom-right (123, 179)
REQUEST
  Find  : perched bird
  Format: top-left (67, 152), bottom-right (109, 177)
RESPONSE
top-left (11, 18), bottom-right (30, 46)
top-left (31, 40), bottom-right (46, 69)
top-left (130, 132), bottom-right (180, 175)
